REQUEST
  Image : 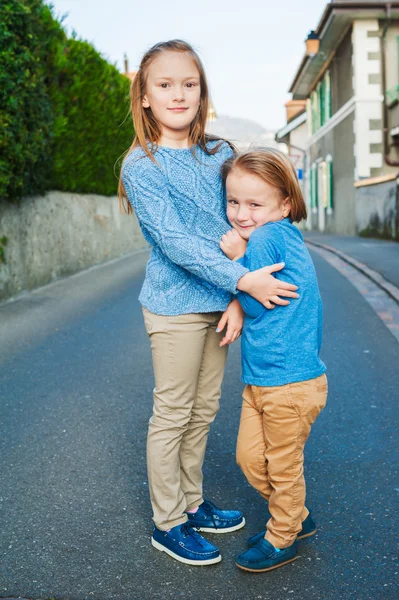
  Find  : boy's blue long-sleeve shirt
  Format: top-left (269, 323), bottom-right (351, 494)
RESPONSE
top-left (121, 141), bottom-right (248, 316)
top-left (237, 218), bottom-right (326, 387)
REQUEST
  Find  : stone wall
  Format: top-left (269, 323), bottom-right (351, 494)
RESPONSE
top-left (0, 191), bottom-right (147, 301)
top-left (355, 177), bottom-right (398, 240)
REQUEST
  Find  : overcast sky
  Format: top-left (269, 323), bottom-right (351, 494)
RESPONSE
top-left (47, 0), bottom-right (328, 130)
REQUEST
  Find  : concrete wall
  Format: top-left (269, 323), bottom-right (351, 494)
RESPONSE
top-left (307, 111), bottom-right (356, 235)
top-left (330, 112), bottom-right (357, 235)
top-left (385, 21), bottom-right (399, 166)
top-left (355, 177), bottom-right (398, 240)
top-left (0, 191), bottom-right (147, 301)
top-left (331, 27), bottom-right (353, 114)
top-left (352, 19), bottom-right (385, 179)
top-left (288, 119), bottom-right (307, 172)
top-left (385, 20), bottom-right (399, 92)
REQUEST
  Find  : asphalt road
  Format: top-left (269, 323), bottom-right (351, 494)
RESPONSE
top-left (0, 249), bottom-right (398, 600)
top-left (304, 232), bottom-right (399, 289)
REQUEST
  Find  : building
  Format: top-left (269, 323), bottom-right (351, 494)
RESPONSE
top-left (275, 100), bottom-right (308, 188)
top-left (123, 54), bottom-right (137, 83)
top-left (276, 0), bottom-right (399, 239)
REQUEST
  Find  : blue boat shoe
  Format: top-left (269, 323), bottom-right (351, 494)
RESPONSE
top-left (151, 522), bottom-right (221, 566)
top-left (236, 538), bottom-right (298, 572)
top-left (247, 512), bottom-right (316, 547)
top-left (186, 499), bottom-right (245, 533)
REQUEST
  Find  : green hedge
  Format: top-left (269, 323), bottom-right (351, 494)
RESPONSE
top-left (0, 0), bottom-right (133, 201)
top-left (49, 37), bottom-right (132, 195)
top-left (0, 0), bottom-right (59, 199)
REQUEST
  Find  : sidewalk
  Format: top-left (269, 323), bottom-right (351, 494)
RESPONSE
top-left (304, 232), bottom-right (399, 301)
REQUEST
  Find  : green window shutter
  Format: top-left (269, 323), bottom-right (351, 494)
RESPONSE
top-left (319, 80), bottom-right (325, 127)
top-left (316, 85), bottom-right (321, 130)
top-left (325, 70), bottom-right (332, 120)
top-left (307, 99), bottom-right (313, 135)
top-left (311, 91), bottom-right (318, 132)
top-left (311, 93), bottom-right (315, 133)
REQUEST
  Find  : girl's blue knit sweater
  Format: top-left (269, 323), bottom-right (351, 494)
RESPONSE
top-left (121, 141), bottom-right (248, 316)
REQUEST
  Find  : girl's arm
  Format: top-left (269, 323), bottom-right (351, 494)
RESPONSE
top-left (229, 226), bottom-right (294, 314)
top-left (220, 227), bottom-right (297, 311)
top-left (237, 265), bottom-right (292, 311)
top-left (123, 159), bottom-right (298, 305)
top-left (122, 159), bottom-right (247, 294)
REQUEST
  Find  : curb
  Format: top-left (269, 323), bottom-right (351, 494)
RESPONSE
top-left (305, 238), bottom-right (399, 305)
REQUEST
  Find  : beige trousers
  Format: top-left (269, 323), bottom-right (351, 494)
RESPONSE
top-left (236, 374), bottom-right (328, 548)
top-left (142, 308), bottom-right (228, 530)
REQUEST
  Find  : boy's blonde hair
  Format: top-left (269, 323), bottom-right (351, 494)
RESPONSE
top-left (118, 39), bottom-right (227, 213)
top-left (221, 148), bottom-right (307, 223)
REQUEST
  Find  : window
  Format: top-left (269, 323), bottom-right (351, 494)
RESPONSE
top-left (310, 163), bottom-right (318, 212)
top-left (326, 154), bottom-right (333, 214)
top-left (306, 98), bottom-right (312, 135)
top-left (311, 90), bottom-right (318, 134)
top-left (309, 70), bottom-right (332, 133)
top-left (385, 38), bottom-right (399, 105)
top-left (318, 80), bottom-right (325, 127)
top-left (325, 71), bottom-right (332, 121)
top-left (320, 162), bottom-right (328, 208)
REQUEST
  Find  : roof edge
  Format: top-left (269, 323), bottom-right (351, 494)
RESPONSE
top-left (289, 2), bottom-right (399, 94)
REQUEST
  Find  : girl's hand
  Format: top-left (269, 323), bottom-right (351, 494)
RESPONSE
top-left (237, 263), bottom-right (299, 310)
top-left (220, 229), bottom-right (248, 260)
top-left (216, 299), bottom-right (244, 347)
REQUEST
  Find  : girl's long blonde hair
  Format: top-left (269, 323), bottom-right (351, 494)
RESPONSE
top-left (118, 40), bottom-right (227, 214)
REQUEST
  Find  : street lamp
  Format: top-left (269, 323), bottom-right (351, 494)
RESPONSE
top-left (306, 31), bottom-right (320, 57)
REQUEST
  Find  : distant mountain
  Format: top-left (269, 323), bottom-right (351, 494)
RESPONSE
top-left (206, 115), bottom-right (280, 150)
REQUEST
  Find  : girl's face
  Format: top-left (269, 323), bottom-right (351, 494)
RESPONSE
top-left (143, 51), bottom-right (201, 141)
top-left (226, 168), bottom-right (292, 240)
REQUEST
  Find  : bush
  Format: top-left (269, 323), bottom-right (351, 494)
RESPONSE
top-left (0, 0), bottom-right (133, 201)
top-left (49, 37), bottom-right (132, 196)
top-left (0, 0), bottom-right (63, 199)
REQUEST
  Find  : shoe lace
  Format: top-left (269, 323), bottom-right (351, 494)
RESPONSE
top-left (180, 522), bottom-right (204, 547)
top-left (202, 500), bottom-right (219, 529)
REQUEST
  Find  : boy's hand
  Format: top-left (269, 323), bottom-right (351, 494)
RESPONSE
top-left (220, 229), bottom-right (248, 260)
top-left (216, 299), bottom-right (244, 347)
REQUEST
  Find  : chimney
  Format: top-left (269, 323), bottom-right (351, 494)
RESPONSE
top-left (285, 100), bottom-right (307, 122)
top-left (124, 53), bottom-right (129, 74)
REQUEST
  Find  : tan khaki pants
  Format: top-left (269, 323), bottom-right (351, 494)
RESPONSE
top-left (142, 308), bottom-right (228, 530)
top-left (236, 374), bottom-right (328, 548)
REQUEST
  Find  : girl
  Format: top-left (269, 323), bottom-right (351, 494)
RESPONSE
top-left (119, 40), bottom-right (298, 567)
top-left (220, 148), bottom-right (328, 573)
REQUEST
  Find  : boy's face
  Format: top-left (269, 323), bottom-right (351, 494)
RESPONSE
top-left (226, 168), bottom-right (291, 240)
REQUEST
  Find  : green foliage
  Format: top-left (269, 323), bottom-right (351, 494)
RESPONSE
top-left (0, 0), bottom-right (62, 199)
top-left (0, 0), bottom-right (133, 201)
top-left (49, 38), bottom-right (132, 195)
top-left (0, 236), bottom-right (8, 264)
